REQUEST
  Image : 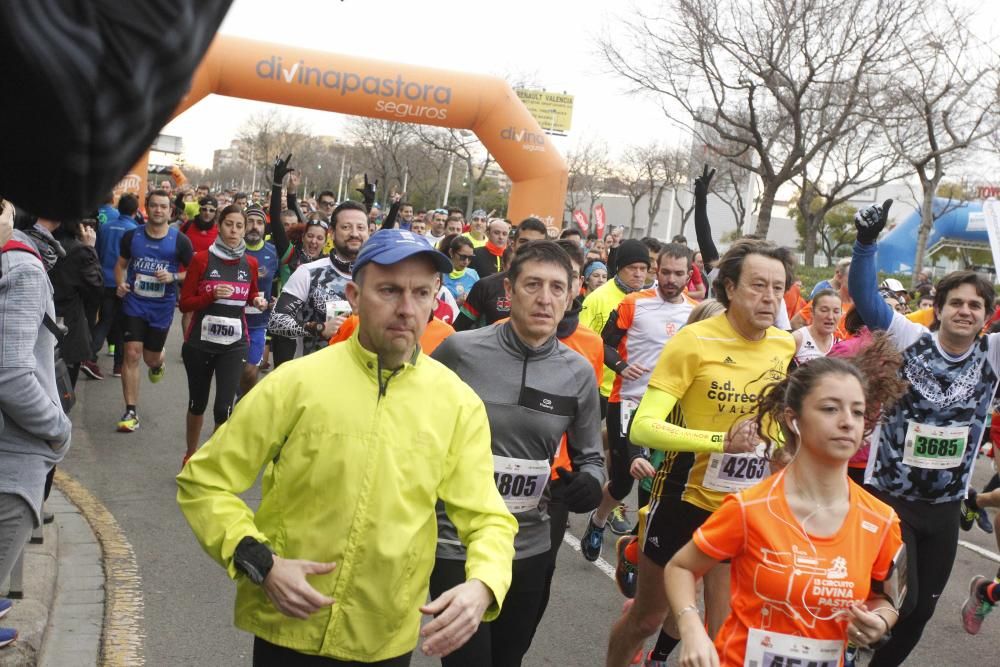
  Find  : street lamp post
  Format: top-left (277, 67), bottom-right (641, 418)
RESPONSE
top-left (442, 153), bottom-right (456, 208)
top-left (336, 152), bottom-right (347, 202)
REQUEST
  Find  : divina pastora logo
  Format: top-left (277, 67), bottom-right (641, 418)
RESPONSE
top-left (256, 55), bottom-right (452, 120)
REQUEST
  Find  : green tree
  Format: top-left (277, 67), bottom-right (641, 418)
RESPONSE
top-left (789, 192), bottom-right (857, 265)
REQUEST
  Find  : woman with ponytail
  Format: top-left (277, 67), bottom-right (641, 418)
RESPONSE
top-left (179, 205), bottom-right (267, 466)
top-left (665, 350), bottom-right (908, 667)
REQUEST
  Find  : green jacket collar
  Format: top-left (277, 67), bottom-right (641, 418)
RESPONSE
top-left (347, 328), bottom-right (421, 393)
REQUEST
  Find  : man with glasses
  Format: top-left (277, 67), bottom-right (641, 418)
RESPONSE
top-left (464, 209), bottom-right (489, 248)
top-left (316, 190), bottom-right (337, 222)
top-left (183, 195), bottom-right (219, 254)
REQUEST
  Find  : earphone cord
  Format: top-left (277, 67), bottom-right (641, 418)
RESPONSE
top-left (763, 469), bottom-right (853, 624)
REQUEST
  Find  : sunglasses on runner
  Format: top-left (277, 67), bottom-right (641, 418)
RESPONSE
top-left (454, 252), bottom-right (475, 262)
top-left (201, 206), bottom-right (217, 213)
top-left (306, 220), bottom-right (330, 230)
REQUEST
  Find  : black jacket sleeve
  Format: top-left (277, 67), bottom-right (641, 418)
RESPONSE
top-left (269, 183), bottom-right (290, 260)
top-left (693, 188), bottom-right (718, 268)
top-left (380, 200), bottom-right (402, 229)
top-left (600, 309), bottom-right (628, 374)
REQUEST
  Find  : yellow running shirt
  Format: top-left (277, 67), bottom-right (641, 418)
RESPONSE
top-left (580, 279), bottom-right (629, 397)
top-left (646, 313), bottom-right (795, 512)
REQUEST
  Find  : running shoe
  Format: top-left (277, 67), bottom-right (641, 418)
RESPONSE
top-left (0, 627), bottom-right (16, 649)
top-left (117, 410), bottom-right (139, 433)
top-left (581, 511), bottom-right (605, 562)
top-left (80, 360), bottom-right (105, 380)
top-left (608, 504), bottom-right (632, 535)
top-left (112, 364), bottom-right (122, 378)
top-left (976, 510), bottom-right (995, 534)
top-left (960, 497), bottom-right (978, 532)
top-left (0, 598), bottom-right (11, 620)
top-left (148, 364), bottom-right (165, 383)
top-left (615, 535), bottom-right (638, 598)
top-left (961, 575), bottom-right (995, 634)
top-left (106, 344), bottom-right (116, 357)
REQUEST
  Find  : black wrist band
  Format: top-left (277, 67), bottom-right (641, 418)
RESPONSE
top-left (233, 537), bottom-right (274, 585)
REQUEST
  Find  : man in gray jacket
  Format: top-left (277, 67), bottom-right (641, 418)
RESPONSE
top-left (0, 200), bottom-right (73, 600)
top-left (430, 240), bottom-right (605, 667)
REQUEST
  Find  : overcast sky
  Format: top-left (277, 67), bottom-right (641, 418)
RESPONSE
top-left (163, 0), bottom-right (680, 168)
top-left (165, 0), bottom-right (1000, 171)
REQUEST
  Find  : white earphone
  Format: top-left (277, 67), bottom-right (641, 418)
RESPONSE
top-left (790, 419), bottom-right (800, 436)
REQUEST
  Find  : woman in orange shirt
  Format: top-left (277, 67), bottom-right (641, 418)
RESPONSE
top-left (665, 352), bottom-right (908, 667)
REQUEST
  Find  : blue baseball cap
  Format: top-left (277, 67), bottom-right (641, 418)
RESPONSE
top-left (353, 229), bottom-right (453, 278)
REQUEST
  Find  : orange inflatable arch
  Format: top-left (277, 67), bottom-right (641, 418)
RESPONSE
top-left (128, 35), bottom-right (567, 226)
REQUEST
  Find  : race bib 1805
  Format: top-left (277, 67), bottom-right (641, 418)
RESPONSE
top-left (492, 455), bottom-right (550, 514)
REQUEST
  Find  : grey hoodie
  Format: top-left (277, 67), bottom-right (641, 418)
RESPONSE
top-left (0, 229), bottom-right (72, 526)
top-left (432, 322), bottom-right (605, 560)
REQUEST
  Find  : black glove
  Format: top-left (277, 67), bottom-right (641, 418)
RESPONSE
top-left (693, 164), bottom-right (716, 201)
top-left (356, 174), bottom-right (377, 210)
top-left (555, 467), bottom-right (603, 513)
top-left (854, 199), bottom-right (893, 245)
top-left (272, 153), bottom-right (294, 187)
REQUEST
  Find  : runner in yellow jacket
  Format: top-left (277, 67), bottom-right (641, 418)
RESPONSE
top-left (177, 229), bottom-right (518, 665)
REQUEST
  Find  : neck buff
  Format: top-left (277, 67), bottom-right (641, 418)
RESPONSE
top-left (330, 252), bottom-right (353, 275)
top-left (485, 240), bottom-right (505, 256)
top-left (245, 238), bottom-right (265, 252)
top-left (614, 274), bottom-right (642, 295)
top-left (449, 268), bottom-right (466, 279)
top-left (209, 235), bottom-right (246, 260)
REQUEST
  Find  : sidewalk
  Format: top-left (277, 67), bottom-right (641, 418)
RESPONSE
top-left (0, 489), bottom-right (104, 667)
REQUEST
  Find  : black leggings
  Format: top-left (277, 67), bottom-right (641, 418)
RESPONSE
top-left (271, 334), bottom-right (297, 368)
top-left (252, 638), bottom-right (410, 666)
top-left (869, 491), bottom-right (960, 667)
top-left (429, 553), bottom-right (549, 667)
top-left (181, 343), bottom-right (246, 426)
top-left (607, 401), bottom-right (636, 501)
top-left (535, 483), bottom-right (569, 638)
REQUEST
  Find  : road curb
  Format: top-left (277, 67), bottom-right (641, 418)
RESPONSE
top-left (0, 517), bottom-right (58, 666)
top-left (51, 471), bottom-right (144, 666)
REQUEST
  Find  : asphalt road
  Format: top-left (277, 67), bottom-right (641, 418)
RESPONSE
top-left (61, 320), bottom-right (1000, 666)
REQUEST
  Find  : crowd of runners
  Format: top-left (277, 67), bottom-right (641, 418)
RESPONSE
top-left (3, 154), bottom-right (1000, 667)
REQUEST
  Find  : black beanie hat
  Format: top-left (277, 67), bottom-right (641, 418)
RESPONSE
top-left (615, 239), bottom-right (652, 272)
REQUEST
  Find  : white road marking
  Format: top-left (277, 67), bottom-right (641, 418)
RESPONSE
top-left (563, 533), bottom-right (617, 580)
top-left (958, 539), bottom-right (1000, 564)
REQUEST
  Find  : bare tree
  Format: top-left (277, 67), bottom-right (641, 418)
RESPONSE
top-left (601, 0), bottom-right (919, 238)
top-left (236, 109), bottom-right (311, 191)
top-left (877, 5), bottom-right (998, 278)
top-left (609, 148), bottom-right (648, 237)
top-left (412, 126), bottom-right (494, 215)
top-left (346, 118), bottom-right (413, 199)
top-left (565, 137), bottom-right (613, 222)
top-left (795, 120), bottom-right (907, 265)
top-left (710, 156), bottom-right (755, 239)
